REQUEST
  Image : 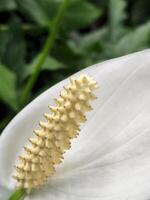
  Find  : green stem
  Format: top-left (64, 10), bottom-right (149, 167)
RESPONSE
top-left (20, 0), bottom-right (70, 107)
top-left (8, 188), bottom-right (26, 200)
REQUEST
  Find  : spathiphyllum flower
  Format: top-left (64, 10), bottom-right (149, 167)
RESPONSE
top-left (1, 50), bottom-right (150, 200)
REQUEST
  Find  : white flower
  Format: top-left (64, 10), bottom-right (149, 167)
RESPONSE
top-left (0, 49), bottom-right (150, 200)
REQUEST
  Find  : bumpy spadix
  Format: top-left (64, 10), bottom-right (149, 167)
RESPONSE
top-left (13, 74), bottom-right (97, 190)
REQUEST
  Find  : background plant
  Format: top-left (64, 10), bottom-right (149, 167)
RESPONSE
top-left (0, 0), bottom-right (150, 133)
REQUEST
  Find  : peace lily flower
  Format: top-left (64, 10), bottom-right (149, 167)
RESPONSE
top-left (0, 49), bottom-right (150, 200)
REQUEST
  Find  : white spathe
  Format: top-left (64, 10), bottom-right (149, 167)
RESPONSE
top-left (0, 50), bottom-right (150, 200)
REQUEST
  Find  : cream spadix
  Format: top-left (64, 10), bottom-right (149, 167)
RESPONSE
top-left (13, 74), bottom-right (97, 190)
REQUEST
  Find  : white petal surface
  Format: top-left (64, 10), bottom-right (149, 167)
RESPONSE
top-left (1, 50), bottom-right (150, 200)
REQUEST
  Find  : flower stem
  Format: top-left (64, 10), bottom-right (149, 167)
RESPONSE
top-left (20, 0), bottom-right (70, 107)
top-left (8, 188), bottom-right (26, 200)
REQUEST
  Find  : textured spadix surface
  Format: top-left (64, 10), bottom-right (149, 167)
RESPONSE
top-left (0, 49), bottom-right (150, 200)
top-left (14, 75), bottom-right (97, 190)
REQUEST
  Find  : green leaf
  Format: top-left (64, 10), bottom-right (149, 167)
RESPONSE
top-left (0, 0), bottom-right (16, 11)
top-left (65, 0), bottom-right (102, 30)
top-left (25, 54), bottom-right (65, 77)
top-left (15, 0), bottom-right (101, 29)
top-left (0, 18), bottom-right (26, 81)
top-left (114, 21), bottom-right (150, 56)
top-left (65, 28), bottom-right (108, 66)
top-left (15, 0), bottom-right (58, 26)
top-left (0, 31), bottom-right (11, 58)
top-left (80, 28), bottom-right (108, 51)
top-left (0, 64), bottom-right (18, 110)
top-left (53, 40), bottom-right (83, 66)
top-left (109, 0), bottom-right (127, 40)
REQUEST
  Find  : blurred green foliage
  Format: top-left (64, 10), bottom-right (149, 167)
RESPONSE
top-left (0, 0), bottom-right (150, 133)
